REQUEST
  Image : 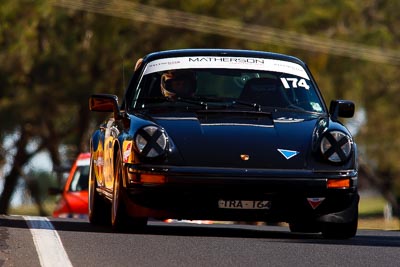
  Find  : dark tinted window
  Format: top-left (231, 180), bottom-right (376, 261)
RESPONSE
top-left (69, 165), bottom-right (89, 192)
top-left (132, 68), bottom-right (324, 113)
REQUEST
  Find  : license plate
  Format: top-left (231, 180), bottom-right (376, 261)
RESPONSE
top-left (218, 200), bottom-right (271, 210)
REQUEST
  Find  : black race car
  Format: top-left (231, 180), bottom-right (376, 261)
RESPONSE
top-left (89, 49), bottom-right (358, 238)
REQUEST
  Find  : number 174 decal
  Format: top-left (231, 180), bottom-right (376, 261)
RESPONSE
top-left (280, 77), bottom-right (310, 90)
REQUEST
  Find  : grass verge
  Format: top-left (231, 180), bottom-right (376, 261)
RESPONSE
top-left (359, 194), bottom-right (399, 230)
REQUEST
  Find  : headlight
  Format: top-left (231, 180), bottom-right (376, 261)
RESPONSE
top-left (134, 125), bottom-right (168, 158)
top-left (320, 131), bottom-right (352, 163)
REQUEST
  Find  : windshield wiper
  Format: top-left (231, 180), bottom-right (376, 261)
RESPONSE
top-left (132, 97), bottom-right (209, 109)
top-left (175, 97), bottom-right (209, 109)
top-left (232, 100), bottom-right (262, 111)
top-left (191, 96), bottom-right (227, 102)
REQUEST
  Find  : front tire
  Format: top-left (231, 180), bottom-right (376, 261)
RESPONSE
top-left (88, 155), bottom-right (110, 225)
top-left (321, 201), bottom-right (359, 239)
top-left (111, 151), bottom-right (129, 230)
top-left (321, 218), bottom-right (358, 239)
top-left (111, 151), bottom-right (148, 231)
top-left (289, 221), bottom-right (320, 233)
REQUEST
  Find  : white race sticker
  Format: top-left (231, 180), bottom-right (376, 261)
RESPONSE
top-left (311, 102), bottom-right (323, 112)
top-left (280, 77), bottom-right (310, 90)
top-left (143, 56), bottom-right (310, 79)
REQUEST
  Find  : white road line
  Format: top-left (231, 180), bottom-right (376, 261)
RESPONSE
top-left (23, 216), bottom-right (73, 267)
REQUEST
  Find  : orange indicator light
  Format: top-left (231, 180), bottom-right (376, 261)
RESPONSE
top-left (327, 178), bottom-right (350, 189)
top-left (140, 174), bottom-right (166, 184)
top-left (240, 154), bottom-right (250, 161)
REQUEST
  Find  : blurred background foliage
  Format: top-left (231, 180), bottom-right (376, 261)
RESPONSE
top-left (1, 0), bottom-right (400, 217)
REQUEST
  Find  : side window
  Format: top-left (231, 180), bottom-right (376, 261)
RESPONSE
top-left (132, 73), bottom-right (163, 108)
top-left (70, 166), bottom-right (89, 192)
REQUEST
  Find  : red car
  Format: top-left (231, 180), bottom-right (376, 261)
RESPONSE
top-left (52, 153), bottom-right (90, 218)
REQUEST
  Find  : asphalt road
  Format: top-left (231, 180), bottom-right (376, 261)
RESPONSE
top-left (1, 215), bottom-right (400, 267)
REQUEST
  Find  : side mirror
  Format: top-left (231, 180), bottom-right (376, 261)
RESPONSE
top-left (329, 100), bottom-right (355, 121)
top-left (89, 94), bottom-right (121, 120)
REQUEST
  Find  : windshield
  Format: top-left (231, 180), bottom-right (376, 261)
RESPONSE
top-left (69, 165), bottom-right (89, 192)
top-left (130, 56), bottom-right (325, 113)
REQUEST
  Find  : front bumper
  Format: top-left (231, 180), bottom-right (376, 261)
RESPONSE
top-left (123, 164), bottom-right (358, 223)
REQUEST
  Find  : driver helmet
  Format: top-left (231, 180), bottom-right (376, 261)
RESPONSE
top-left (161, 70), bottom-right (196, 99)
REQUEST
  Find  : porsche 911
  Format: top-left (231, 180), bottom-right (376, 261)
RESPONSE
top-left (88, 49), bottom-right (358, 238)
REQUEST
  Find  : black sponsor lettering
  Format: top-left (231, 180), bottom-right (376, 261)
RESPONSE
top-left (273, 62), bottom-right (302, 72)
top-left (189, 57), bottom-right (209, 62)
top-left (189, 57), bottom-right (264, 64)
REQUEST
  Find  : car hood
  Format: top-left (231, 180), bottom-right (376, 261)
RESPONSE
top-left (147, 111), bottom-right (324, 169)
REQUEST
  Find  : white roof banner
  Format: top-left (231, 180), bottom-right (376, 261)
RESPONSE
top-left (143, 56), bottom-right (310, 79)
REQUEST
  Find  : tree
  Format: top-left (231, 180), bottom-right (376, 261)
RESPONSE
top-left (1, 0), bottom-right (400, 217)
top-left (0, 0), bottom-right (131, 213)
